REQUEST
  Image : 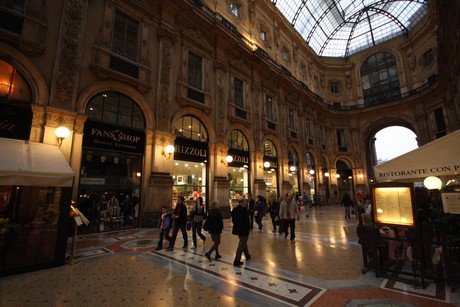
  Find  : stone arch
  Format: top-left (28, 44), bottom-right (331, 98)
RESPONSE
top-left (0, 42), bottom-right (49, 104)
top-left (76, 81), bottom-right (154, 129)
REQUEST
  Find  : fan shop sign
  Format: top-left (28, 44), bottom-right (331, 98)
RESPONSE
top-left (83, 120), bottom-right (145, 154)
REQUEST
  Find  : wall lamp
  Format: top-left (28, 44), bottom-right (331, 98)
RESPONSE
top-left (55, 126), bottom-right (71, 147)
top-left (309, 169), bottom-right (315, 175)
top-left (221, 155), bottom-right (233, 166)
top-left (263, 161), bottom-right (270, 168)
top-left (162, 144), bottom-right (175, 159)
top-left (424, 176), bottom-right (442, 190)
top-left (289, 165), bottom-right (297, 172)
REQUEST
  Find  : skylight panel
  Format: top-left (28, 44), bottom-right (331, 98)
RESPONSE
top-left (275, 0), bottom-right (303, 24)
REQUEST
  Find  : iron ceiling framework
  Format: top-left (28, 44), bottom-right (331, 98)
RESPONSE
top-left (272, 0), bottom-right (429, 58)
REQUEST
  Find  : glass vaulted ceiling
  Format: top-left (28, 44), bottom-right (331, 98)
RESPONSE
top-left (273, 0), bottom-right (429, 58)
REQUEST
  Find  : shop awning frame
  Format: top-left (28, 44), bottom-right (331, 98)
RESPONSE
top-left (0, 137), bottom-right (74, 187)
top-left (373, 130), bottom-right (460, 181)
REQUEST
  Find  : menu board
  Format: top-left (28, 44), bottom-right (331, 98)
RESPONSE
top-left (441, 193), bottom-right (460, 214)
top-left (372, 182), bottom-right (415, 227)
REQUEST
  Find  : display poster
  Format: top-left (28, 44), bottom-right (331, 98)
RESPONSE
top-left (441, 192), bottom-right (460, 214)
top-left (372, 183), bottom-right (415, 227)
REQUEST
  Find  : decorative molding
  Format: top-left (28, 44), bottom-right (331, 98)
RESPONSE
top-left (158, 41), bottom-right (173, 130)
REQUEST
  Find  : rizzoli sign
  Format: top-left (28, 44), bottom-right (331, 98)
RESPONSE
top-left (174, 137), bottom-right (208, 162)
top-left (83, 120), bottom-right (145, 154)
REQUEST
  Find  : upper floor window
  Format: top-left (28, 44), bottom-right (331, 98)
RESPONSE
top-left (229, 1), bottom-right (240, 18)
top-left (330, 82), bottom-right (339, 93)
top-left (188, 52), bottom-right (203, 90)
top-left (261, 31), bottom-right (267, 41)
top-left (86, 91), bottom-right (145, 129)
top-left (288, 108), bottom-right (295, 130)
top-left (320, 126), bottom-right (326, 146)
top-left (361, 52), bottom-right (400, 106)
top-left (229, 129), bottom-right (249, 151)
top-left (337, 129), bottom-right (347, 152)
top-left (266, 95), bottom-right (274, 122)
top-left (422, 49), bottom-right (434, 67)
top-left (234, 77), bottom-right (244, 109)
top-left (434, 108), bottom-right (446, 138)
top-left (282, 48), bottom-right (289, 61)
top-left (112, 11), bottom-right (139, 61)
top-left (300, 63), bottom-right (306, 79)
top-left (306, 119), bottom-right (313, 139)
top-left (174, 115), bottom-right (208, 142)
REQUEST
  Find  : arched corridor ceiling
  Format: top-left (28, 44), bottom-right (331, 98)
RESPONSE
top-left (272, 0), bottom-right (429, 58)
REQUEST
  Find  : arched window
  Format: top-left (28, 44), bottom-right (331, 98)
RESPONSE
top-left (86, 91), bottom-right (145, 129)
top-left (263, 140), bottom-right (277, 157)
top-left (228, 130), bottom-right (248, 151)
top-left (0, 60), bottom-right (32, 102)
top-left (361, 52), bottom-right (400, 106)
top-left (174, 115), bottom-right (208, 142)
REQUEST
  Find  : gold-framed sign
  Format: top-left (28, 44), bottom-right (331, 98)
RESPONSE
top-left (371, 182), bottom-right (415, 227)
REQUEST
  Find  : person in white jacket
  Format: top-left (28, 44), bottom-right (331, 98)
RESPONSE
top-left (279, 193), bottom-right (300, 241)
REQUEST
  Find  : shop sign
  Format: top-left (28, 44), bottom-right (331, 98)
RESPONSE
top-left (0, 102), bottom-right (32, 140)
top-left (80, 177), bottom-right (106, 185)
top-left (263, 156), bottom-right (278, 169)
top-left (174, 137), bottom-right (208, 163)
top-left (83, 120), bottom-right (145, 154)
top-left (228, 148), bottom-right (250, 168)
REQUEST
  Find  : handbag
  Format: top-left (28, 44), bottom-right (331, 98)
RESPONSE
top-left (186, 221), bottom-right (191, 231)
top-left (203, 219), bottom-right (209, 231)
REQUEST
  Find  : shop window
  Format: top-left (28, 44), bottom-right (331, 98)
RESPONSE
top-left (174, 115), bottom-right (208, 142)
top-left (86, 91), bottom-right (145, 129)
top-left (229, 129), bottom-right (249, 151)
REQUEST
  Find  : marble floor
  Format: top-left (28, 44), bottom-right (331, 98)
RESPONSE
top-left (1, 205), bottom-right (459, 307)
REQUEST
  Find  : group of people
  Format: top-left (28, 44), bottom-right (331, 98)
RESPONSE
top-left (155, 192), bottom-right (305, 267)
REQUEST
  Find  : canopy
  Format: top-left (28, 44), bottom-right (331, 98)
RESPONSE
top-left (0, 137), bottom-right (74, 187)
top-left (374, 130), bottom-right (460, 181)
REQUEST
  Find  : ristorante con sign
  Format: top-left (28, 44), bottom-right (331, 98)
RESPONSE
top-left (174, 137), bottom-right (208, 163)
top-left (83, 120), bottom-right (145, 154)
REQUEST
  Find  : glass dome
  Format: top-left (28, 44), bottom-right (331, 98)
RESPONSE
top-left (272, 0), bottom-right (429, 58)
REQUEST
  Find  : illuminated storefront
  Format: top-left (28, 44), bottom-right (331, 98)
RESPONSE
top-left (77, 92), bottom-right (145, 233)
top-left (172, 116), bottom-right (208, 212)
top-left (263, 140), bottom-right (279, 198)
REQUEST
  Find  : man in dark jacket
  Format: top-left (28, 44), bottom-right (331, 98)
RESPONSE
top-left (168, 196), bottom-right (188, 250)
top-left (231, 198), bottom-right (251, 266)
top-left (247, 193), bottom-right (255, 230)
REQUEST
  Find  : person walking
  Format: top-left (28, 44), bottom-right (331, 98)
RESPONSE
top-left (204, 200), bottom-right (223, 261)
top-left (155, 205), bottom-right (172, 250)
top-left (247, 193), bottom-right (255, 230)
top-left (267, 195), bottom-right (280, 233)
top-left (168, 196), bottom-right (188, 250)
top-left (231, 198), bottom-right (251, 266)
top-left (254, 195), bottom-right (266, 231)
top-left (279, 193), bottom-right (300, 241)
top-left (191, 196), bottom-right (206, 249)
top-left (341, 193), bottom-right (353, 219)
top-left (301, 192), bottom-right (311, 218)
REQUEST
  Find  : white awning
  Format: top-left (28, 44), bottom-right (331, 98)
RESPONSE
top-left (0, 137), bottom-right (74, 187)
top-left (374, 130), bottom-right (460, 181)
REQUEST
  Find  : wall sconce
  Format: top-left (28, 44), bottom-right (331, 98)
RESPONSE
top-left (324, 172), bottom-right (330, 177)
top-left (55, 126), bottom-right (71, 147)
top-left (221, 155), bottom-right (233, 166)
top-left (336, 174), bottom-right (341, 178)
top-left (263, 161), bottom-right (270, 168)
top-left (309, 169), bottom-right (315, 175)
top-left (136, 172), bottom-right (142, 177)
top-left (162, 144), bottom-right (175, 159)
top-left (289, 165), bottom-right (297, 172)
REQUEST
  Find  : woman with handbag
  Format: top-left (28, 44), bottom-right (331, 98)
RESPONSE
top-left (204, 200), bottom-right (223, 261)
top-left (191, 196), bottom-right (206, 248)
